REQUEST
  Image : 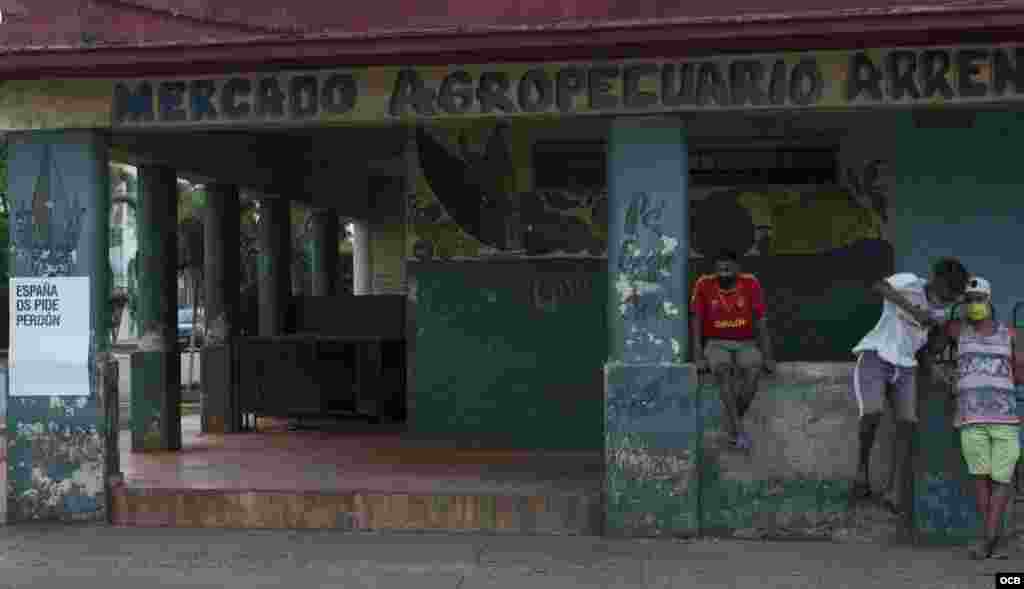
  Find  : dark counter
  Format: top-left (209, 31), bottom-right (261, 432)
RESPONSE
top-left (202, 294), bottom-right (408, 432)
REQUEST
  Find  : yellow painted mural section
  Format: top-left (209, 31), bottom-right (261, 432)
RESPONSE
top-left (735, 189), bottom-right (883, 254)
top-left (0, 80), bottom-right (114, 130)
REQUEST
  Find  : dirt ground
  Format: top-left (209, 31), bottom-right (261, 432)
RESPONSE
top-left (0, 523), bottom-right (1019, 588)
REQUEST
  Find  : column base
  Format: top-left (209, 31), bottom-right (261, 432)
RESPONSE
top-left (604, 361), bottom-right (699, 537)
top-left (130, 351), bottom-right (182, 452)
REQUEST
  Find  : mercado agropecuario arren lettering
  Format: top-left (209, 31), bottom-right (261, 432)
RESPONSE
top-left (112, 45), bottom-right (1024, 126)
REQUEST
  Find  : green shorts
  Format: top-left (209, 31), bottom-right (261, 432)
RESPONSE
top-left (960, 424), bottom-right (1021, 484)
top-left (704, 339), bottom-right (762, 373)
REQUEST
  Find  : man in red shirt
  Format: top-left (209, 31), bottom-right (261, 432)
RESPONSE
top-left (690, 249), bottom-right (776, 451)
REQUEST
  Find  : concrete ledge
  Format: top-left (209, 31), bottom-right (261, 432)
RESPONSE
top-left (604, 360), bottom-right (915, 541)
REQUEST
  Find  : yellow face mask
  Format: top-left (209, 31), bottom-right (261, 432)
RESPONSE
top-left (966, 302), bottom-right (990, 321)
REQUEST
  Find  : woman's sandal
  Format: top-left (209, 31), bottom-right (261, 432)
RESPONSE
top-left (987, 537), bottom-right (1009, 560)
top-left (968, 539), bottom-right (989, 561)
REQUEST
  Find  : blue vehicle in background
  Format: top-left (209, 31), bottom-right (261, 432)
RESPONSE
top-left (177, 305), bottom-right (203, 350)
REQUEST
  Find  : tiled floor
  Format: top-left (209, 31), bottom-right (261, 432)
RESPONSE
top-left (118, 416), bottom-right (604, 497)
top-left (114, 416), bottom-right (605, 531)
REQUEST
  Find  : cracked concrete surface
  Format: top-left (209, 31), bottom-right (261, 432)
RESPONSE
top-left (0, 525), bottom-right (1019, 588)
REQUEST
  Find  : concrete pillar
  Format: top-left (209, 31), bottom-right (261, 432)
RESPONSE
top-left (203, 184), bottom-right (241, 342)
top-left (6, 131), bottom-right (111, 523)
top-left (352, 219), bottom-right (372, 296)
top-left (367, 175), bottom-right (408, 296)
top-left (258, 198), bottom-right (291, 336)
top-left (311, 208), bottom-right (340, 297)
top-left (131, 165), bottom-right (181, 452)
top-left (200, 184), bottom-right (240, 434)
top-left (603, 117), bottom-right (693, 537)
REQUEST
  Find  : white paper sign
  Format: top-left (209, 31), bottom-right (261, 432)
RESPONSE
top-left (10, 277), bottom-right (91, 397)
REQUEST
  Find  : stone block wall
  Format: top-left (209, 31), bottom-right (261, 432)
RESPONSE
top-left (607, 361), bottom-right (908, 541)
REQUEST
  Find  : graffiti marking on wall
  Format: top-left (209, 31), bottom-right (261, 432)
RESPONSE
top-left (531, 277), bottom-right (595, 312)
top-left (613, 191), bottom-right (684, 363)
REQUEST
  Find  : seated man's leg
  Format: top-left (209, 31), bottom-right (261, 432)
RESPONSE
top-left (735, 341), bottom-right (764, 420)
top-left (706, 341), bottom-right (742, 443)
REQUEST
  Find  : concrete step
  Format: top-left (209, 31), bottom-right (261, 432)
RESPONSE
top-left (110, 485), bottom-right (603, 534)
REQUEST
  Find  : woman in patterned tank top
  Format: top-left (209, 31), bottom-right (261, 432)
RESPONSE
top-left (942, 277), bottom-right (1024, 560)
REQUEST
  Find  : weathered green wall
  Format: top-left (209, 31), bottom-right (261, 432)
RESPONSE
top-left (409, 254), bottom-right (887, 451)
top-left (409, 259), bottom-right (606, 450)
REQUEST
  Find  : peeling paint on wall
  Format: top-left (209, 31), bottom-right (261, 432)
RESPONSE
top-left (605, 363), bottom-right (697, 537)
top-left (613, 191), bottom-right (683, 364)
top-left (606, 362), bottom-right (914, 541)
top-left (6, 132), bottom-right (109, 524)
top-left (606, 431), bottom-right (698, 536)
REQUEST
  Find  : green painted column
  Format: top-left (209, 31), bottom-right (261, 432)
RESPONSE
top-left (200, 183), bottom-right (240, 434)
top-left (6, 130), bottom-right (112, 522)
top-left (604, 117), bottom-right (697, 537)
top-left (130, 165), bottom-right (180, 452)
top-left (311, 208), bottom-right (340, 297)
top-left (203, 183), bottom-right (241, 340)
top-left (258, 198), bottom-right (291, 336)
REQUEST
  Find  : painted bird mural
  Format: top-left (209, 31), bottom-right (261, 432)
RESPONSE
top-left (414, 123), bottom-right (609, 256)
top-left (415, 123), bottom-right (515, 250)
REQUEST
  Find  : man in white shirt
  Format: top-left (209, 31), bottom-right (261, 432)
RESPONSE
top-left (851, 258), bottom-right (969, 514)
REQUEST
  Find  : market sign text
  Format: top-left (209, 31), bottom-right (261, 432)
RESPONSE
top-left (112, 46), bottom-right (1024, 127)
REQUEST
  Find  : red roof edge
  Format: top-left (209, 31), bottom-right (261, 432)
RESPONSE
top-left (4, 6), bottom-right (1024, 78)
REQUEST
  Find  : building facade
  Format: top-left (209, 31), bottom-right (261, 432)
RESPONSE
top-left (2, 0), bottom-right (1024, 541)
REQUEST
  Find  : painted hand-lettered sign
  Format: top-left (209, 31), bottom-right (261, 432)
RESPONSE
top-left (96, 45), bottom-right (1024, 130)
top-left (9, 277), bottom-right (91, 397)
top-left (0, 44), bottom-right (1019, 130)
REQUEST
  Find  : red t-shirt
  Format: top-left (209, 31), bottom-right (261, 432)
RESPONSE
top-left (689, 274), bottom-right (766, 341)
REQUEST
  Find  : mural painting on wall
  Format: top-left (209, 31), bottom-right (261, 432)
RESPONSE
top-left (408, 121), bottom-right (608, 261)
top-left (407, 119), bottom-right (892, 263)
top-left (12, 144), bottom-right (87, 277)
top-left (691, 159), bottom-right (891, 257)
